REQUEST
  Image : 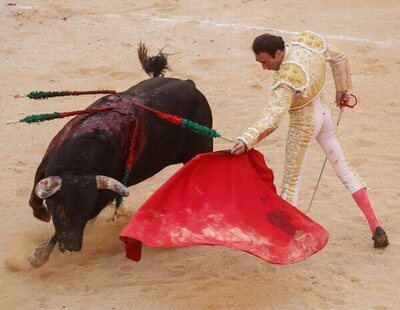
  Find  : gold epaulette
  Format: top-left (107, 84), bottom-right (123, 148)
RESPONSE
top-left (271, 62), bottom-right (308, 92)
top-left (291, 31), bottom-right (326, 54)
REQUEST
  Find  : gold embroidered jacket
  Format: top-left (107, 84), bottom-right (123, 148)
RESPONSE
top-left (239, 31), bottom-right (352, 149)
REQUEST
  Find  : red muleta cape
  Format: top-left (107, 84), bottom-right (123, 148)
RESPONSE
top-left (120, 149), bottom-right (328, 264)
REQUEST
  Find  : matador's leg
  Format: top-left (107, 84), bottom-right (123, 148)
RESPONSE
top-left (314, 102), bottom-right (386, 242)
top-left (280, 103), bottom-right (315, 206)
top-left (314, 101), bottom-right (365, 193)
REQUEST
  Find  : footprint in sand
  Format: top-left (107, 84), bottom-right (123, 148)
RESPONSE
top-left (358, 58), bottom-right (390, 75)
top-left (15, 186), bottom-right (29, 197)
top-left (139, 1), bottom-right (181, 14)
top-left (108, 71), bottom-right (134, 80)
top-left (367, 65), bottom-right (389, 74)
top-left (250, 83), bottom-right (263, 90)
top-left (57, 65), bottom-right (111, 78)
top-left (192, 57), bottom-right (218, 67)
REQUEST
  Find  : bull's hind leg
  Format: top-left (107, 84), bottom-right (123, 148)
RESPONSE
top-left (29, 160), bottom-right (51, 222)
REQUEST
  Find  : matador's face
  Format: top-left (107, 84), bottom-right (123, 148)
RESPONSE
top-left (255, 50), bottom-right (284, 71)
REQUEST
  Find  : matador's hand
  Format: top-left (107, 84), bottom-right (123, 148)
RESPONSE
top-left (231, 139), bottom-right (247, 155)
top-left (336, 91), bottom-right (350, 109)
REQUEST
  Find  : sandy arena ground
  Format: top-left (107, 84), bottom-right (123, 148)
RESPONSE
top-left (1, 1), bottom-right (399, 309)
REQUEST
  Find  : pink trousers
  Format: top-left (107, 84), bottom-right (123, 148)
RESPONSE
top-left (281, 97), bottom-right (364, 205)
top-left (280, 97), bottom-right (380, 232)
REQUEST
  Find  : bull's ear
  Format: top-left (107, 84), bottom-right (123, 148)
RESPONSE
top-left (96, 175), bottom-right (129, 197)
top-left (35, 176), bottom-right (62, 199)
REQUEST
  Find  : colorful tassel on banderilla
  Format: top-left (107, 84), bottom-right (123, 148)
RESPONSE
top-left (15, 90), bottom-right (117, 100)
top-left (133, 102), bottom-right (232, 142)
top-left (7, 103), bottom-right (232, 142)
top-left (6, 107), bottom-right (114, 124)
top-left (11, 88), bottom-right (233, 142)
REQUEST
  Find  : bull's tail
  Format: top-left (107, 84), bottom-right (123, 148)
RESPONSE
top-left (138, 43), bottom-right (169, 78)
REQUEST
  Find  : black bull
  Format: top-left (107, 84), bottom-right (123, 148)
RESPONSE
top-left (28, 77), bottom-right (213, 267)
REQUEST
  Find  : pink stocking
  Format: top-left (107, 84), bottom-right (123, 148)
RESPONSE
top-left (352, 188), bottom-right (380, 233)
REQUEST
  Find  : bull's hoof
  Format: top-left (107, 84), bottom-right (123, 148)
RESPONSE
top-left (372, 226), bottom-right (389, 248)
top-left (28, 236), bottom-right (57, 268)
top-left (28, 248), bottom-right (51, 268)
top-left (33, 208), bottom-right (51, 222)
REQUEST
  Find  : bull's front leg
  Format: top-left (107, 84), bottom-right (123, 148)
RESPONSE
top-left (28, 234), bottom-right (57, 268)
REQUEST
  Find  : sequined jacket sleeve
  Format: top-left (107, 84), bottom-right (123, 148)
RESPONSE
top-left (238, 85), bottom-right (294, 149)
top-left (326, 43), bottom-right (352, 91)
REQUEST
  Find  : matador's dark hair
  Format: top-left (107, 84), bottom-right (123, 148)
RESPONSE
top-left (252, 34), bottom-right (285, 58)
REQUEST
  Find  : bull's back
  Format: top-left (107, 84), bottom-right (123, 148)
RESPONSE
top-left (126, 77), bottom-right (211, 125)
top-left (123, 77), bottom-right (213, 184)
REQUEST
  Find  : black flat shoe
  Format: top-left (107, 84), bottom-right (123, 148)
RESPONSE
top-left (372, 226), bottom-right (389, 248)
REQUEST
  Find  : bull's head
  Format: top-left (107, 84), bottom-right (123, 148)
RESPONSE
top-left (35, 175), bottom-right (129, 253)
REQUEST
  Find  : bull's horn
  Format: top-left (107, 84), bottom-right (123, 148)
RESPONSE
top-left (96, 175), bottom-right (129, 197)
top-left (35, 176), bottom-right (62, 199)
